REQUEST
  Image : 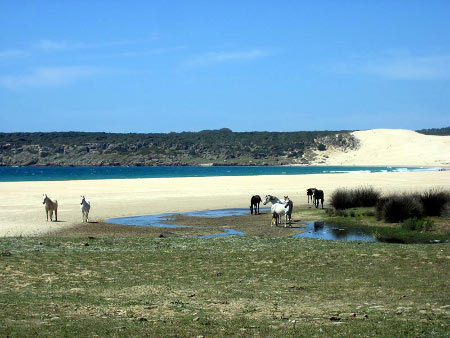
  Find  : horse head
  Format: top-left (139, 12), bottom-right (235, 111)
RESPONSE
top-left (42, 194), bottom-right (47, 204)
top-left (263, 195), bottom-right (272, 205)
top-left (80, 195), bottom-right (85, 205)
top-left (284, 196), bottom-right (292, 208)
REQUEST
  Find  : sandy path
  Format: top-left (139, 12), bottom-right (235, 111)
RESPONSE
top-left (1, 170), bottom-right (449, 237)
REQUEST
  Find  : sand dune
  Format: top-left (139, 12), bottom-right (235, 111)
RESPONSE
top-left (312, 129), bottom-right (450, 166)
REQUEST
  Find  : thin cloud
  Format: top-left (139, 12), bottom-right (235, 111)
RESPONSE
top-left (0, 66), bottom-right (102, 89)
top-left (185, 49), bottom-right (273, 67)
top-left (34, 40), bottom-right (86, 51)
top-left (0, 49), bottom-right (29, 60)
top-left (95, 46), bottom-right (187, 58)
top-left (331, 52), bottom-right (450, 80)
top-left (364, 54), bottom-right (450, 80)
top-left (34, 36), bottom-right (160, 52)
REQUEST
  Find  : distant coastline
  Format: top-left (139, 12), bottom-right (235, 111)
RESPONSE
top-left (1, 128), bottom-right (449, 168)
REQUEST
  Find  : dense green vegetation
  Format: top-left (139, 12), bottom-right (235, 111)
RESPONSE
top-left (0, 129), bottom-right (350, 147)
top-left (0, 129), bottom-right (357, 166)
top-left (416, 126), bottom-right (450, 135)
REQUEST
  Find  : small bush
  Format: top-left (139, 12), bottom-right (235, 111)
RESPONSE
top-left (420, 189), bottom-right (450, 216)
top-left (401, 218), bottom-right (433, 232)
top-left (376, 194), bottom-right (423, 223)
top-left (330, 186), bottom-right (380, 210)
top-left (362, 210), bottom-right (375, 217)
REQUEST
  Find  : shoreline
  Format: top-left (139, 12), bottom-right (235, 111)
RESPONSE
top-left (0, 165), bottom-right (447, 183)
top-left (1, 170), bottom-right (449, 237)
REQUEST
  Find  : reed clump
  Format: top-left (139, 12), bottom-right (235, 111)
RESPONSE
top-left (329, 187), bottom-right (449, 225)
top-left (376, 189), bottom-right (449, 223)
top-left (330, 186), bottom-right (381, 210)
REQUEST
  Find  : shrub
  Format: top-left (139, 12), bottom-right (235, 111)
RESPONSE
top-left (401, 218), bottom-right (433, 232)
top-left (420, 189), bottom-right (450, 216)
top-left (330, 186), bottom-right (380, 210)
top-left (330, 189), bottom-right (353, 210)
top-left (376, 194), bottom-right (423, 223)
top-left (353, 186), bottom-right (381, 207)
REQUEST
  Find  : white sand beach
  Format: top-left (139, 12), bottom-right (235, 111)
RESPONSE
top-left (1, 129), bottom-right (449, 237)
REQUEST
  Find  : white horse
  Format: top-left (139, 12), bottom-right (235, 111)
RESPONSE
top-left (42, 194), bottom-right (58, 222)
top-left (263, 194), bottom-right (286, 205)
top-left (263, 195), bottom-right (287, 226)
top-left (80, 195), bottom-right (90, 223)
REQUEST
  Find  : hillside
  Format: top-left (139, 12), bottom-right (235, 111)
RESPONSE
top-left (0, 129), bottom-right (356, 166)
top-left (1, 128), bottom-right (448, 167)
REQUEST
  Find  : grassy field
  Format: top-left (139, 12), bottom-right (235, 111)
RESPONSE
top-left (1, 237), bottom-right (449, 336)
top-left (1, 206), bottom-right (449, 336)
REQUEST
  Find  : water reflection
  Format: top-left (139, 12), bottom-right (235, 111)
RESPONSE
top-left (294, 221), bottom-right (377, 242)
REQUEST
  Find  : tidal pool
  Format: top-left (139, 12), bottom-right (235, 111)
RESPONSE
top-left (294, 221), bottom-right (378, 242)
top-left (106, 208), bottom-right (256, 237)
top-left (107, 208), bottom-right (377, 241)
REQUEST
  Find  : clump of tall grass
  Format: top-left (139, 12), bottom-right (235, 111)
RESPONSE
top-left (419, 189), bottom-right (450, 216)
top-left (376, 194), bottom-right (423, 223)
top-left (376, 189), bottom-right (450, 223)
top-left (330, 186), bottom-right (381, 210)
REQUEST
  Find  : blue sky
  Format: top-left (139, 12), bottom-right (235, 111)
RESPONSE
top-left (1, 1), bottom-right (449, 133)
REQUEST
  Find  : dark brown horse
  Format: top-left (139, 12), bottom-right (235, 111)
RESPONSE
top-left (250, 195), bottom-right (262, 214)
top-left (307, 188), bottom-right (315, 204)
top-left (312, 189), bottom-right (324, 209)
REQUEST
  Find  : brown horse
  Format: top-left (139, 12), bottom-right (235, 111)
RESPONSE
top-left (250, 195), bottom-right (262, 214)
top-left (312, 189), bottom-right (324, 209)
top-left (307, 188), bottom-right (315, 204)
top-left (42, 194), bottom-right (58, 221)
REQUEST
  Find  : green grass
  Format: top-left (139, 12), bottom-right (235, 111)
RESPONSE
top-left (1, 236), bottom-right (449, 336)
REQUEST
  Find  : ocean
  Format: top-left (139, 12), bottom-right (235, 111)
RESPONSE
top-left (0, 165), bottom-right (442, 182)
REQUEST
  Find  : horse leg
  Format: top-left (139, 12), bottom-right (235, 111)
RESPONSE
top-left (257, 202), bottom-right (259, 214)
top-left (250, 205), bottom-right (253, 215)
top-left (46, 209), bottom-right (48, 221)
top-left (321, 198), bottom-right (324, 209)
top-left (55, 209), bottom-right (57, 222)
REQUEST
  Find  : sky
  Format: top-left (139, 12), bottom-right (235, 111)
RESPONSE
top-left (0, 1), bottom-right (449, 133)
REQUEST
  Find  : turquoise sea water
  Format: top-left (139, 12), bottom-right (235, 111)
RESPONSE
top-left (0, 165), bottom-right (442, 182)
